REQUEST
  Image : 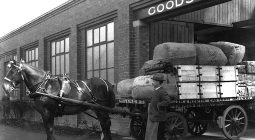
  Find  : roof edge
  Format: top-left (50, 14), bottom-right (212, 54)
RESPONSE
top-left (0, 0), bottom-right (86, 43)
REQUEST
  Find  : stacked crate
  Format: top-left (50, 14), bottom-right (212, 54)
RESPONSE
top-left (175, 65), bottom-right (238, 99)
top-left (237, 61), bottom-right (255, 97)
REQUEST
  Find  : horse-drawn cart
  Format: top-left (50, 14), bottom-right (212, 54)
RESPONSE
top-left (3, 60), bottom-right (255, 140)
top-left (117, 96), bottom-right (253, 140)
top-left (116, 65), bottom-right (255, 140)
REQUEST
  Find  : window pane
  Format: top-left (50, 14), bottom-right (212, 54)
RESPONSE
top-left (108, 68), bottom-right (114, 84)
top-left (87, 71), bottom-right (93, 79)
top-left (26, 51), bottom-right (28, 62)
top-left (100, 69), bottom-right (107, 80)
top-left (61, 55), bottom-right (65, 74)
top-left (36, 61), bottom-right (38, 67)
top-left (94, 46), bottom-right (99, 70)
top-left (56, 42), bottom-right (60, 54)
top-left (94, 70), bottom-right (99, 78)
top-left (32, 50), bottom-right (34, 60)
top-left (87, 30), bottom-right (93, 46)
top-left (100, 44), bottom-right (106, 69)
top-left (29, 51), bottom-right (32, 61)
top-left (65, 54), bottom-right (69, 74)
top-left (52, 57), bottom-right (55, 75)
top-left (60, 40), bottom-right (65, 53)
top-left (107, 22), bottom-right (114, 41)
top-left (65, 38), bottom-right (69, 52)
top-left (94, 28), bottom-right (99, 44)
top-left (35, 48), bottom-right (38, 60)
top-left (51, 42), bottom-right (55, 56)
top-left (87, 48), bottom-right (93, 71)
top-left (100, 26), bottom-right (106, 42)
top-left (13, 55), bottom-right (17, 61)
top-left (107, 42), bottom-right (114, 68)
top-left (56, 56), bottom-right (60, 75)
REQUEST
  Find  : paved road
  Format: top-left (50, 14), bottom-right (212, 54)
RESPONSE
top-left (0, 123), bottom-right (255, 140)
top-left (0, 124), bottom-right (124, 140)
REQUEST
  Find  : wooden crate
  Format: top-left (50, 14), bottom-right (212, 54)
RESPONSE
top-left (175, 65), bottom-right (198, 82)
top-left (220, 82), bottom-right (237, 98)
top-left (178, 83), bottom-right (199, 99)
top-left (200, 83), bottom-right (219, 98)
top-left (200, 66), bottom-right (218, 81)
top-left (178, 82), bottom-right (237, 99)
top-left (220, 66), bottom-right (238, 81)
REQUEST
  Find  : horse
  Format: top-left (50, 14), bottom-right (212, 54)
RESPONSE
top-left (2, 60), bottom-right (116, 140)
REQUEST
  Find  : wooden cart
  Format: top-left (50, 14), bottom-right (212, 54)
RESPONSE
top-left (117, 96), bottom-right (253, 140)
top-left (116, 65), bottom-right (254, 140)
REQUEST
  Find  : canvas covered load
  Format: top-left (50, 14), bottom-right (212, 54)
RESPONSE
top-left (153, 42), bottom-right (228, 66)
top-left (131, 74), bottom-right (178, 100)
top-left (153, 43), bottom-right (197, 65)
top-left (139, 59), bottom-right (177, 76)
top-left (210, 41), bottom-right (245, 65)
top-left (116, 78), bottom-right (135, 98)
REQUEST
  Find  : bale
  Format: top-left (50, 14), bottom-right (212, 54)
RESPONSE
top-left (131, 74), bottom-right (178, 100)
top-left (196, 44), bottom-right (228, 66)
top-left (116, 78), bottom-right (135, 98)
top-left (139, 59), bottom-right (177, 76)
top-left (210, 42), bottom-right (245, 65)
top-left (131, 75), bottom-right (154, 99)
top-left (153, 42), bottom-right (197, 65)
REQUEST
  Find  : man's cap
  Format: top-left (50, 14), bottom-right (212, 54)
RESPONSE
top-left (151, 73), bottom-right (165, 81)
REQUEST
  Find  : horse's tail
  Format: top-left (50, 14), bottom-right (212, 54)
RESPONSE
top-left (107, 82), bottom-right (116, 108)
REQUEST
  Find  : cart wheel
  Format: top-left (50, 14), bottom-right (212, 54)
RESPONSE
top-left (222, 105), bottom-right (248, 139)
top-left (130, 116), bottom-right (146, 140)
top-left (186, 109), bottom-right (208, 136)
top-left (162, 112), bottom-right (188, 140)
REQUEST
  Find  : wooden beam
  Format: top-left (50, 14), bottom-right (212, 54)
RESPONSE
top-left (233, 19), bottom-right (255, 28)
top-left (35, 92), bottom-right (142, 117)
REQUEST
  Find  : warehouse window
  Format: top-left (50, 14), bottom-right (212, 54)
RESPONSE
top-left (25, 47), bottom-right (38, 67)
top-left (86, 22), bottom-right (114, 84)
top-left (51, 37), bottom-right (69, 76)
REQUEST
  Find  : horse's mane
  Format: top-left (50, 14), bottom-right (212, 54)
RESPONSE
top-left (23, 63), bottom-right (47, 76)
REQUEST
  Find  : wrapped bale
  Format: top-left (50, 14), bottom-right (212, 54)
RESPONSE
top-left (131, 75), bottom-right (154, 99)
top-left (139, 59), bottom-right (177, 76)
top-left (210, 41), bottom-right (245, 65)
top-left (117, 78), bottom-right (135, 98)
top-left (153, 42), bottom-right (197, 65)
top-left (237, 65), bottom-right (246, 74)
top-left (196, 44), bottom-right (228, 66)
top-left (240, 61), bottom-right (255, 74)
top-left (132, 74), bottom-right (178, 100)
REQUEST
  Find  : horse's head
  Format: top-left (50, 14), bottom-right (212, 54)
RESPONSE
top-left (2, 60), bottom-right (25, 95)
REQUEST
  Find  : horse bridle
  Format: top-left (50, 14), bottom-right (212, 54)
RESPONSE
top-left (4, 61), bottom-right (24, 88)
top-left (4, 61), bottom-right (50, 95)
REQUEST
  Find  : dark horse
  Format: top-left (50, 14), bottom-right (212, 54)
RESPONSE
top-left (2, 60), bottom-right (115, 140)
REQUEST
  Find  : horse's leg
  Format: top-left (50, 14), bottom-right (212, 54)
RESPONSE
top-left (42, 109), bottom-right (55, 140)
top-left (95, 110), bottom-right (112, 140)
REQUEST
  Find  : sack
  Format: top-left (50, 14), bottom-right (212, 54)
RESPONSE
top-left (153, 43), bottom-right (197, 65)
top-left (131, 74), bottom-right (178, 99)
top-left (139, 59), bottom-right (177, 76)
top-left (210, 42), bottom-right (245, 65)
top-left (117, 78), bottom-right (135, 97)
top-left (132, 75), bottom-right (154, 99)
top-left (196, 44), bottom-right (228, 66)
top-left (240, 61), bottom-right (255, 74)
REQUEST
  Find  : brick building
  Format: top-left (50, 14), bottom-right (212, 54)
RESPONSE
top-left (0, 0), bottom-right (255, 135)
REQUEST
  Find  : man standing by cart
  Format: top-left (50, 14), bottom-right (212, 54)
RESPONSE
top-left (145, 73), bottom-right (171, 140)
